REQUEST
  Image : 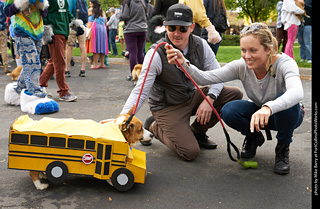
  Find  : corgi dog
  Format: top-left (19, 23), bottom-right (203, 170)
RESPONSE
top-left (7, 65), bottom-right (22, 81)
top-left (29, 106), bottom-right (152, 190)
top-left (131, 64), bottom-right (142, 85)
top-left (100, 105), bottom-right (153, 147)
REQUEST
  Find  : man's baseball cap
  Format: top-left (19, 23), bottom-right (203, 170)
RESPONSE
top-left (164, 4), bottom-right (193, 27)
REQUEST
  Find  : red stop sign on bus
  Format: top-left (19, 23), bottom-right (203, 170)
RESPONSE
top-left (82, 153), bottom-right (93, 164)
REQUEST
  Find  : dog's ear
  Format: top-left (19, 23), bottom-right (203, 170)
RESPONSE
top-left (120, 121), bottom-right (133, 132)
top-left (127, 105), bottom-right (135, 115)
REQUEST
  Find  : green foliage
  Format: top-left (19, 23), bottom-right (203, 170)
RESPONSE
top-left (220, 34), bottom-right (240, 46)
top-left (224, 0), bottom-right (277, 22)
top-left (89, 0), bottom-right (121, 11)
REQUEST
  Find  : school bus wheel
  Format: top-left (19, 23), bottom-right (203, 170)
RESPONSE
top-left (111, 168), bottom-right (135, 192)
top-left (46, 161), bottom-right (69, 184)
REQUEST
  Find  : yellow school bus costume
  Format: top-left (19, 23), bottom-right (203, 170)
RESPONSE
top-left (8, 115), bottom-right (146, 191)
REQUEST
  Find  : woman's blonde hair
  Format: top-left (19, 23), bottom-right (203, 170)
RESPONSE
top-left (240, 23), bottom-right (278, 72)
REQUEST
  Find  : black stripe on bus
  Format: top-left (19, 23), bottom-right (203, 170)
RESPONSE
top-left (111, 163), bottom-right (126, 167)
top-left (9, 142), bottom-right (96, 152)
top-left (9, 150), bottom-right (93, 160)
top-left (111, 160), bottom-right (126, 164)
top-left (113, 153), bottom-right (126, 156)
top-left (8, 154), bottom-right (96, 163)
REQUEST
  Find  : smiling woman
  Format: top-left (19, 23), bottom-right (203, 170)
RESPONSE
top-left (166, 22), bottom-right (305, 175)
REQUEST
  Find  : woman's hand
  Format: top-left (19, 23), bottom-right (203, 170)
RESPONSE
top-left (165, 44), bottom-right (185, 66)
top-left (250, 106), bottom-right (272, 133)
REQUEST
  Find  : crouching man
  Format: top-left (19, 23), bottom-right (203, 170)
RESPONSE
top-left (120, 4), bottom-right (243, 161)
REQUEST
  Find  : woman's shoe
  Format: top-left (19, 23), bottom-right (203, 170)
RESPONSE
top-left (274, 142), bottom-right (290, 175)
top-left (241, 131), bottom-right (265, 158)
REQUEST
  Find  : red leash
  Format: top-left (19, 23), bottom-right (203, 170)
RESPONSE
top-left (132, 42), bottom-right (168, 115)
top-left (127, 42), bottom-right (240, 162)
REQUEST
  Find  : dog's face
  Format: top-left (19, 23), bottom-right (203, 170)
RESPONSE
top-left (100, 106), bottom-right (152, 146)
top-left (116, 106), bottom-right (152, 146)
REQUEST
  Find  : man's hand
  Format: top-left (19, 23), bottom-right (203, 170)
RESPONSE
top-left (250, 106), bottom-right (272, 133)
top-left (196, 97), bottom-right (214, 125)
top-left (165, 44), bottom-right (185, 66)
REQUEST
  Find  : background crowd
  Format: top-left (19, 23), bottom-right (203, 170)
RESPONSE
top-left (0, 0), bottom-right (312, 91)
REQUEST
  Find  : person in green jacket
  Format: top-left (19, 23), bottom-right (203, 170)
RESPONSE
top-left (39, 0), bottom-right (78, 102)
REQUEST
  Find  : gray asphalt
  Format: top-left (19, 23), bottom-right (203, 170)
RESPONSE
top-left (0, 57), bottom-right (312, 209)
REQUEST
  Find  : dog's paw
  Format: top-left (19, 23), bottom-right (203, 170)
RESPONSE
top-left (4, 82), bottom-right (20, 106)
top-left (33, 180), bottom-right (49, 190)
top-left (39, 172), bottom-right (47, 180)
top-left (20, 90), bottom-right (59, 114)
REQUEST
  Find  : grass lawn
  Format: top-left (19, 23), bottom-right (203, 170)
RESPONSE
top-left (75, 42), bottom-right (311, 68)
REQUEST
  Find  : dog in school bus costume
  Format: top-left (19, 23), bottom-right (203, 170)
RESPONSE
top-left (8, 115), bottom-right (146, 192)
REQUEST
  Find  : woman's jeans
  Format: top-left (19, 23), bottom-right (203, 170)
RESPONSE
top-left (220, 100), bottom-right (304, 144)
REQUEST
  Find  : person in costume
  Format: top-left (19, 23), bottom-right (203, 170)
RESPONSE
top-left (4, 0), bottom-right (59, 114)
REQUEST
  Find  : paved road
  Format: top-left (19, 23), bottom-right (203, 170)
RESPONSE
top-left (0, 58), bottom-right (312, 209)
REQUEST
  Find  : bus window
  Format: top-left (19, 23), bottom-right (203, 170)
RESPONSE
top-left (68, 138), bottom-right (84, 149)
top-left (105, 145), bottom-right (111, 160)
top-left (104, 162), bottom-right (110, 175)
top-left (49, 137), bottom-right (66, 147)
top-left (31, 135), bottom-right (47, 146)
top-left (11, 133), bottom-right (29, 144)
top-left (95, 162), bottom-right (102, 174)
top-left (97, 144), bottom-right (103, 160)
top-left (86, 140), bottom-right (95, 150)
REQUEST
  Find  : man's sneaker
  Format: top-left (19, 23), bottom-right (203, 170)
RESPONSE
top-left (194, 133), bottom-right (218, 149)
top-left (65, 70), bottom-right (71, 77)
top-left (41, 87), bottom-right (52, 98)
top-left (59, 93), bottom-right (77, 102)
top-left (79, 70), bottom-right (86, 77)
